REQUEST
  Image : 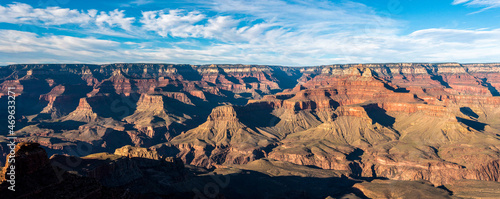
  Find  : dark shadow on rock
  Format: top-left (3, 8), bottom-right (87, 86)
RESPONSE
top-left (374, 76), bottom-right (410, 93)
top-left (89, 93), bottom-right (140, 120)
top-left (260, 143), bottom-right (279, 156)
top-left (393, 87), bottom-right (410, 93)
top-left (238, 92), bottom-right (253, 98)
top-left (237, 105), bottom-right (281, 129)
top-left (423, 66), bottom-right (451, 88)
top-left (95, 80), bottom-right (117, 94)
top-left (41, 140), bottom-right (104, 159)
top-left (330, 100), bottom-right (341, 109)
top-left (270, 66), bottom-right (303, 91)
top-left (157, 83), bottom-right (183, 92)
top-left (191, 169), bottom-right (360, 199)
top-left (175, 64), bottom-right (202, 81)
top-left (242, 77), bottom-right (259, 83)
top-left (38, 120), bottom-right (86, 131)
top-left (456, 117), bottom-right (486, 131)
top-left (218, 68), bottom-right (240, 84)
top-left (362, 104), bottom-right (395, 127)
top-left (480, 78), bottom-right (500, 96)
top-left (219, 89), bottom-right (249, 105)
top-left (346, 148), bottom-right (364, 161)
top-left (101, 130), bottom-right (134, 153)
top-left (437, 185), bottom-right (454, 196)
top-left (15, 78), bottom-right (53, 116)
top-left (160, 95), bottom-right (215, 135)
top-left (151, 144), bottom-right (181, 158)
top-left (460, 107), bottom-right (479, 119)
top-left (348, 163), bottom-right (363, 178)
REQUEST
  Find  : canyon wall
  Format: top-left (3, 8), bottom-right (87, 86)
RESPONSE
top-left (0, 63), bottom-right (499, 187)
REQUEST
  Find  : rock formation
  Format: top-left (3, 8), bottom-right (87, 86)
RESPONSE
top-left (62, 98), bottom-right (99, 123)
top-left (0, 142), bottom-right (189, 198)
top-left (167, 105), bottom-right (273, 167)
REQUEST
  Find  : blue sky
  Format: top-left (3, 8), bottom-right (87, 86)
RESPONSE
top-left (1, 0), bottom-right (500, 66)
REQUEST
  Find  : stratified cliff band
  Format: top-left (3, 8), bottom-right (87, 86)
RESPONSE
top-left (1, 63), bottom-right (500, 198)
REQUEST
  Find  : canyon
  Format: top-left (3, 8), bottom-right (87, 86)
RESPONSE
top-left (1, 63), bottom-right (500, 198)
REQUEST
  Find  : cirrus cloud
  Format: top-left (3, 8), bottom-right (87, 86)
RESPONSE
top-left (0, 3), bottom-right (134, 31)
top-left (452, 0), bottom-right (500, 13)
top-left (0, 1), bottom-right (499, 66)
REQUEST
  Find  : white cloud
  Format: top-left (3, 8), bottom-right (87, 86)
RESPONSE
top-left (401, 28), bottom-right (500, 61)
top-left (209, 0), bottom-right (397, 30)
top-left (95, 9), bottom-right (135, 31)
top-left (453, 0), bottom-right (472, 4)
top-left (453, 0), bottom-right (500, 6)
top-left (139, 9), bottom-right (280, 42)
top-left (0, 30), bottom-right (38, 53)
top-left (199, 16), bottom-right (239, 39)
top-left (0, 3), bottom-right (93, 25)
top-left (0, 30), bottom-right (121, 63)
top-left (0, 1), bottom-right (500, 65)
top-left (131, 0), bottom-right (155, 6)
top-left (121, 0), bottom-right (155, 7)
top-left (0, 3), bottom-right (134, 31)
top-left (3, 27), bottom-right (500, 66)
top-left (140, 9), bottom-right (206, 37)
top-left (452, 0), bottom-right (500, 12)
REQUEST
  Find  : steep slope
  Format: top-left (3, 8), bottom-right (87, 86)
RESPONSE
top-left (62, 98), bottom-right (99, 123)
top-left (246, 65), bottom-right (500, 185)
top-left (36, 85), bottom-right (66, 119)
top-left (124, 94), bottom-right (175, 126)
top-left (165, 105), bottom-right (275, 167)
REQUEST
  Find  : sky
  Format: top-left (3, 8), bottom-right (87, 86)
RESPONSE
top-left (0, 0), bottom-right (500, 66)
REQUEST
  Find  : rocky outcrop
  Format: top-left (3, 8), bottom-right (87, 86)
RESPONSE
top-left (207, 105), bottom-right (239, 122)
top-left (163, 92), bottom-right (194, 105)
top-left (0, 142), bottom-right (190, 198)
top-left (169, 105), bottom-right (273, 167)
top-left (353, 179), bottom-right (453, 199)
top-left (0, 142), bottom-right (108, 198)
top-left (0, 80), bottom-right (23, 98)
top-left (50, 146), bottom-right (186, 187)
top-left (38, 85), bottom-right (66, 118)
top-left (377, 102), bottom-right (452, 117)
top-left (444, 179), bottom-right (500, 199)
top-left (124, 94), bottom-right (169, 126)
top-left (107, 69), bottom-right (132, 96)
top-left (62, 98), bottom-right (98, 122)
top-left (1, 143), bottom-right (51, 182)
top-left (52, 153), bottom-right (144, 187)
top-left (114, 145), bottom-right (162, 160)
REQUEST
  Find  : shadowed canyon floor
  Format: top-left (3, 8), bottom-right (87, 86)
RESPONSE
top-left (1, 63), bottom-right (500, 198)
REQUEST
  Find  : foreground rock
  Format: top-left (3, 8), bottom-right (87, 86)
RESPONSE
top-left (444, 180), bottom-right (500, 199)
top-left (0, 143), bottom-right (194, 198)
top-left (51, 145), bottom-right (186, 191)
top-left (0, 143), bottom-right (492, 198)
top-left (352, 179), bottom-right (453, 199)
top-left (0, 143), bottom-right (134, 198)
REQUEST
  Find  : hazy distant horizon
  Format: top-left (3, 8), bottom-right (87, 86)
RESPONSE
top-left (3, 62), bottom-right (500, 68)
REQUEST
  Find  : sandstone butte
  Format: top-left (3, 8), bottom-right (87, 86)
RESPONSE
top-left (0, 63), bottom-right (500, 198)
